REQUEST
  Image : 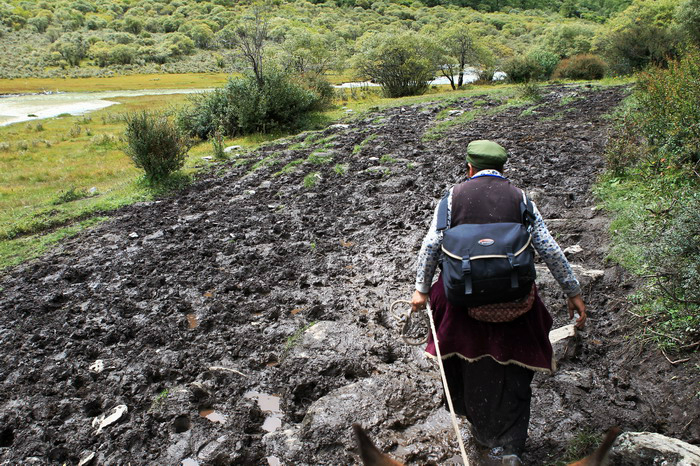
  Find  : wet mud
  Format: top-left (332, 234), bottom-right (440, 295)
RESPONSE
top-left (1, 84), bottom-right (698, 465)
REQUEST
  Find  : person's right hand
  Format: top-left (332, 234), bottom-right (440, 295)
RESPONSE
top-left (567, 294), bottom-right (587, 329)
top-left (411, 290), bottom-right (428, 313)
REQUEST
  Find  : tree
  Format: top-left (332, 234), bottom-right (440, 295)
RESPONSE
top-left (354, 30), bottom-right (440, 98)
top-left (52, 32), bottom-right (88, 67)
top-left (278, 28), bottom-right (343, 78)
top-left (217, 5), bottom-right (270, 86)
top-left (435, 25), bottom-right (490, 89)
top-left (595, 0), bottom-right (680, 74)
top-left (676, 0), bottom-right (700, 46)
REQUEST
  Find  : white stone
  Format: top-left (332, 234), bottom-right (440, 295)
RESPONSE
top-left (128, 232), bottom-right (138, 239)
top-left (330, 124), bottom-right (349, 129)
top-left (201, 156), bottom-right (213, 161)
top-left (93, 405), bottom-right (128, 434)
top-left (549, 324), bottom-right (579, 362)
top-left (89, 360), bottom-right (104, 374)
top-left (549, 325), bottom-right (576, 344)
top-left (78, 452), bottom-right (95, 466)
top-left (612, 432), bottom-right (700, 465)
top-left (563, 244), bottom-right (583, 255)
top-left (224, 145), bottom-right (241, 153)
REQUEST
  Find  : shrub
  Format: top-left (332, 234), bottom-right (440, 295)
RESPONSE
top-left (502, 56), bottom-right (542, 83)
top-left (177, 71), bottom-right (320, 139)
top-left (527, 48), bottom-right (560, 80)
top-left (552, 54), bottom-right (608, 80)
top-left (517, 81), bottom-right (543, 101)
top-left (177, 89), bottom-right (232, 140)
top-left (634, 49), bottom-right (700, 168)
top-left (123, 111), bottom-right (193, 182)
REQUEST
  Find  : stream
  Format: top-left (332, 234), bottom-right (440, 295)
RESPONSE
top-left (0, 71), bottom-right (504, 128)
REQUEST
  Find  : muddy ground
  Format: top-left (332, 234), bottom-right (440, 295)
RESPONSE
top-left (1, 84), bottom-right (698, 465)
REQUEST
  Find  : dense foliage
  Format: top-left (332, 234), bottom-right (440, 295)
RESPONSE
top-left (0, 0), bottom-right (624, 80)
top-left (599, 49), bottom-right (700, 349)
top-left (2, 0), bottom-right (700, 81)
top-left (124, 110), bottom-right (192, 182)
top-left (177, 71), bottom-right (324, 139)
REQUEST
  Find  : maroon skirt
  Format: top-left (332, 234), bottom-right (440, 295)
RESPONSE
top-left (425, 274), bottom-right (555, 373)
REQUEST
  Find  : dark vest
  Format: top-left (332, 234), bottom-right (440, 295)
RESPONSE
top-left (450, 175), bottom-right (523, 227)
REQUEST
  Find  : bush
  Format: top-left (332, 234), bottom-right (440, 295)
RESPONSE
top-left (502, 56), bottom-right (542, 83)
top-left (634, 49), bottom-right (700, 167)
top-left (354, 31), bottom-right (438, 98)
top-left (178, 71), bottom-right (321, 139)
top-left (552, 54), bottom-right (608, 80)
top-left (123, 111), bottom-right (193, 182)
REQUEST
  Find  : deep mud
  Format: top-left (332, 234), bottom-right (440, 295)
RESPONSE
top-left (1, 84), bottom-right (698, 465)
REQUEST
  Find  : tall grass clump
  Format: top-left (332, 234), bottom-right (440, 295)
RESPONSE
top-left (597, 49), bottom-right (700, 350)
top-left (123, 111), bottom-right (193, 183)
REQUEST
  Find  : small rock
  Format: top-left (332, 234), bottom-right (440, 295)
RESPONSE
top-left (201, 156), bottom-right (213, 161)
top-left (344, 109), bottom-right (353, 113)
top-left (330, 124), bottom-right (349, 129)
top-left (89, 360), bottom-right (104, 374)
top-left (78, 452), bottom-right (95, 466)
top-left (182, 214), bottom-right (203, 222)
top-left (260, 181), bottom-right (271, 189)
top-left (224, 145), bottom-right (241, 153)
top-left (128, 232), bottom-right (139, 239)
top-left (611, 432), bottom-right (700, 465)
top-left (555, 369), bottom-right (593, 390)
top-left (563, 244), bottom-right (583, 255)
top-left (88, 187), bottom-right (98, 195)
top-left (198, 435), bottom-right (228, 462)
top-left (92, 405), bottom-right (128, 434)
top-left (549, 324), bottom-right (579, 362)
top-left (144, 230), bottom-right (164, 241)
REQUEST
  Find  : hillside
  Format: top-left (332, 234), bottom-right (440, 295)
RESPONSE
top-left (0, 84), bottom-right (698, 464)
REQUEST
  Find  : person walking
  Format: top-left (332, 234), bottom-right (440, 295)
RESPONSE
top-left (411, 140), bottom-right (587, 465)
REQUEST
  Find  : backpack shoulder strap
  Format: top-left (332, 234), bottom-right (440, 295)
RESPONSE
top-left (436, 191), bottom-right (450, 231)
top-left (520, 189), bottom-right (535, 228)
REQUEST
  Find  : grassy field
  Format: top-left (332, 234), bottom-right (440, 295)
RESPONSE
top-left (0, 74), bottom-right (617, 271)
top-left (0, 73), bottom-right (233, 94)
top-left (0, 71), bottom-right (363, 94)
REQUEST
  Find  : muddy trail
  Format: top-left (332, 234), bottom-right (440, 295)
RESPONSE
top-left (1, 84), bottom-right (698, 465)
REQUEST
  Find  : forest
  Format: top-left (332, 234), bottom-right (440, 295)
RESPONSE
top-left (0, 0), bottom-right (694, 82)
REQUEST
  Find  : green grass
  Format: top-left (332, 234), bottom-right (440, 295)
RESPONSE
top-left (307, 150), bottom-right (334, 165)
top-left (552, 429), bottom-right (602, 466)
top-left (595, 170), bottom-right (700, 351)
top-left (303, 172), bottom-right (321, 188)
top-left (274, 159), bottom-right (305, 176)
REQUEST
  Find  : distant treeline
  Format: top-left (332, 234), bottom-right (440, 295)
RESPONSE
top-left (0, 0), bottom-right (696, 79)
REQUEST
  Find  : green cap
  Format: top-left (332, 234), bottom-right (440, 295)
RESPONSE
top-left (466, 140), bottom-right (508, 169)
